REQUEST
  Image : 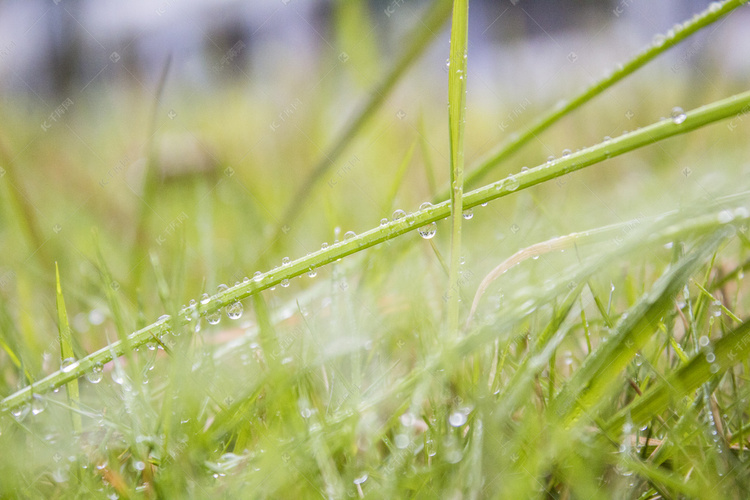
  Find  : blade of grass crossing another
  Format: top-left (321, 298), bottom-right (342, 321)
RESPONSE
top-left (272, 0), bottom-right (453, 242)
top-left (550, 231), bottom-right (729, 426)
top-left (604, 316), bottom-right (750, 437)
top-left (446, 0), bottom-right (469, 334)
top-left (55, 263), bottom-right (81, 433)
top-left (435, 0), bottom-right (748, 199)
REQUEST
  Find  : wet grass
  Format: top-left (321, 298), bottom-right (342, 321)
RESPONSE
top-left (0, 1), bottom-right (750, 498)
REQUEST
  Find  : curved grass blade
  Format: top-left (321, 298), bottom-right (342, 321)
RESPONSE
top-left (2, 90), bottom-right (750, 411)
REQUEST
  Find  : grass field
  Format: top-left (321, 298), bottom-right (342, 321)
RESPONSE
top-left (1, 0), bottom-right (750, 498)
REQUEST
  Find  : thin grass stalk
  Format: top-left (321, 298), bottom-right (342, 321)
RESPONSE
top-left (446, 0), bottom-right (469, 334)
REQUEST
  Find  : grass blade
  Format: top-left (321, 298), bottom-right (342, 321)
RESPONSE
top-left (446, 0), bottom-right (469, 334)
top-left (55, 262), bottom-right (81, 432)
top-left (604, 316), bottom-right (750, 435)
top-left (271, 0), bottom-right (452, 243)
top-left (436, 0), bottom-right (747, 198)
top-left (550, 232), bottom-right (728, 425)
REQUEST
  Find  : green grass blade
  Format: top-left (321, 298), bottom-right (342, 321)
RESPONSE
top-left (385, 141), bottom-right (416, 210)
top-left (446, 0), bottom-right (469, 334)
top-left (271, 0), bottom-right (452, 241)
top-left (131, 56), bottom-right (172, 296)
top-left (604, 317), bottom-right (750, 435)
top-left (0, 299), bottom-right (34, 386)
top-left (436, 0), bottom-right (748, 198)
top-left (0, 138), bottom-right (49, 265)
top-left (55, 262), bottom-right (81, 433)
top-left (550, 232), bottom-right (728, 425)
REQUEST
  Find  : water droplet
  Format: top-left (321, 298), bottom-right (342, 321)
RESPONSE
top-left (392, 209), bottom-right (406, 221)
top-left (547, 155), bottom-right (555, 163)
top-left (718, 210), bottom-right (734, 224)
top-left (11, 403), bottom-right (29, 421)
top-left (280, 279), bottom-right (290, 288)
top-left (282, 257), bottom-right (290, 266)
top-left (561, 149), bottom-right (572, 157)
top-left (206, 310), bottom-right (221, 325)
top-left (699, 335), bottom-right (710, 347)
top-left (653, 33), bottom-right (666, 47)
top-left (307, 268), bottom-right (317, 278)
top-left (426, 438), bottom-right (437, 457)
top-left (449, 412), bottom-right (467, 427)
top-left (400, 413), bottom-right (416, 427)
top-left (671, 107), bottom-right (686, 125)
top-left (158, 314), bottom-right (170, 322)
top-left (462, 208), bottom-right (473, 220)
top-left (353, 473), bottom-right (368, 485)
top-left (31, 398), bottom-right (45, 416)
top-left (61, 357), bottom-right (78, 373)
top-left (394, 434), bottom-right (410, 449)
top-left (419, 202), bottom-right (433, 211)
top-left (86, 363), bottom-right (104, 384)
top-left (217, 284), bottom-right (228, 293)
top-left (226, 301), bottom-right (243, 320)
top-left (418, 222), bottom-right (437, 239)
top-left (344, 231), bottom-right (356, 240)
top-left (51, 466), bottom-right (69, 483)
top-left (200, 293), bottom-right (210, 305)
top-left (133, 461), bottom-right (146, 471)
top-left (188, 299), bottom-right (197, 307)
top-left (112, 371), bottom-right (125, 385)
top-left (505, 174), bottom-right (519, 191)
top-left (521, 166), bottom-right (529, 172)
top-left (706, 352), bottom-right (716, 363)
top-left (711, 300), bottom-right (723, 317)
